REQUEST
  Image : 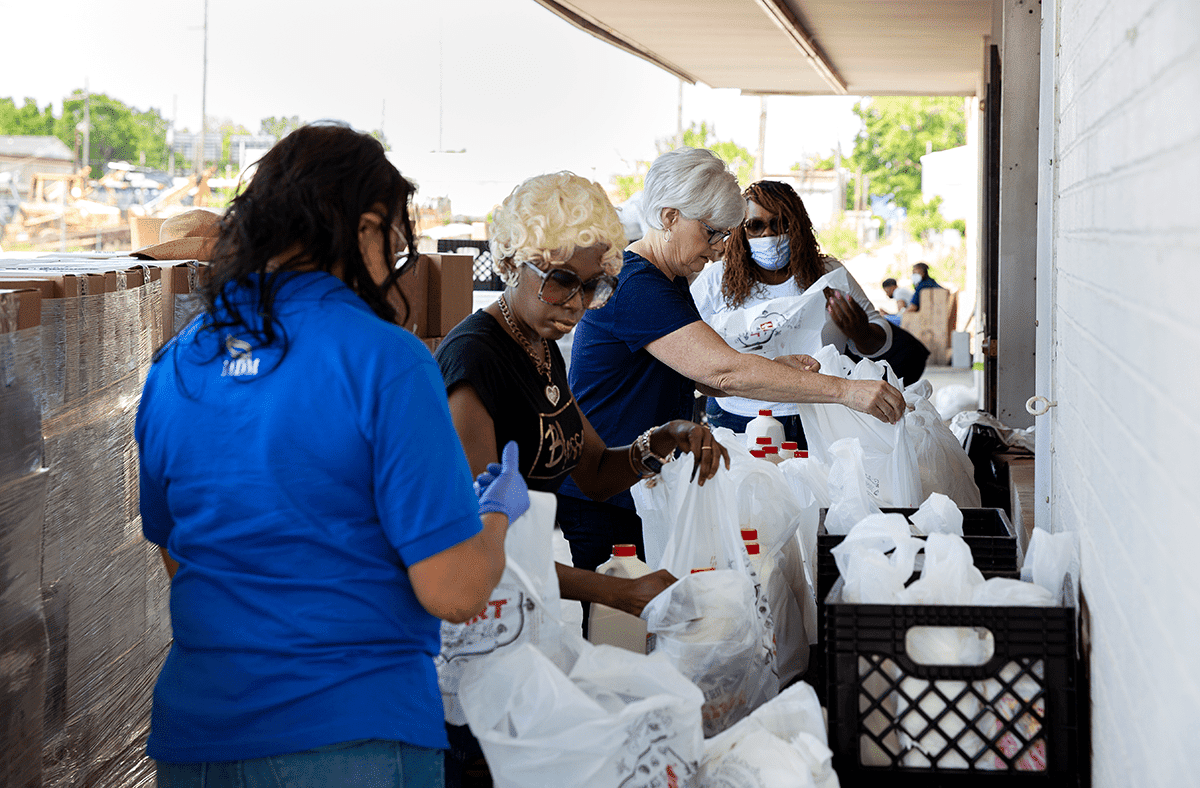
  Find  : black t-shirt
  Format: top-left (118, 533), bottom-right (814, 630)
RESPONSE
top-left (436, 309), bottom-right (584, 493)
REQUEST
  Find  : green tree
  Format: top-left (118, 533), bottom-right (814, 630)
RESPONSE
top-left (847, 96), bottom-right (966, 212)
top-left (259, 115), bottom-right (303, 140)
top-left (55, 91), bottom-right (169, 169)
top-left (613, 121), bottom-right (756, 198)
top-left (0, 97), bottom-right (56, 136)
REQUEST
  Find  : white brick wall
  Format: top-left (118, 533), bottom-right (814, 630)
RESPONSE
top-left (1049, 0), bottom-right (1200, 784)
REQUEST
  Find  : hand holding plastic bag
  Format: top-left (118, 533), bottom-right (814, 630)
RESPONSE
top-left (437, 491), bottom-right (563, 725)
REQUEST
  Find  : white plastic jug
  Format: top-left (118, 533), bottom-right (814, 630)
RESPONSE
top-left (745, 409), bottom-right (785, 447)
top-left (588, 545), bottom-right (653, 654)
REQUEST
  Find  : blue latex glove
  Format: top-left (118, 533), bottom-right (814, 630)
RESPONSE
top-left (472, 463), bottom-right (503, 498)
top-left (477, 441), bottom-right (529, 522)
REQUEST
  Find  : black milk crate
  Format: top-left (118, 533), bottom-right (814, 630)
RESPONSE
top-left (824, 580), bottom-right (1088, 787)
top-left (817, 507), bottom-right (1020, 610)
top-left (807, 508), bottom-right (1020, 703)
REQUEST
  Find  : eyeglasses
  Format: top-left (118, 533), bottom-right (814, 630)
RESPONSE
top-left (699, 218), bottom-right (732, 245)
top-left (743, 216), bottom-right (790, 237)
top-left (521, 261), bottom-right (617, 310)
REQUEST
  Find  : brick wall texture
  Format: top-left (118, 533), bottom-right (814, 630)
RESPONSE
top-left (1051, 0), bottom-right (1200, 785)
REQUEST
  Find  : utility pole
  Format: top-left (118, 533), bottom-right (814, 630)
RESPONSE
top-left (168, 95), bottom-right (176, 175)
top-left (754, 96), bottom-right (767, 182)
top-left (675, 79), bottom-right (684, 149)
top-left (196, 0), bottom-right (208, 174)
top-left (82, 79), bottom-right (90, 174)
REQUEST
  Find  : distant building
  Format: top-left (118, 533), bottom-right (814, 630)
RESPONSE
top-left (228, 134), bottom-right (277, 168)
top-left (762, 169), bottom-right (845, 229)
top-left (920, 145), bottom-right (973, 222)
top-left (0, 136), bottom-right (75, 197)
top-left (169, 132), bottom-right (222, 167)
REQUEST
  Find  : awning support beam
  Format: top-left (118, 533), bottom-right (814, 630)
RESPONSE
top-left (752, 0), bottom-right (848, 94)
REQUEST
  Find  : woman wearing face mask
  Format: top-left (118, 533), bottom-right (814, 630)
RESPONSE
top-left (690, 179), bottom-right (893, 446)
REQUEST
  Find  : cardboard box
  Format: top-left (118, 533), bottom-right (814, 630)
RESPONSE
top-left (0, 288), bottom-right (41, 332)
top-left (426, 254), bottom-right (473, 336)
top-left (394, 255), bottom-right (428, 337)
top-left (421, 336), bottom-right (443, 355)
top-left (0, 271), bottom-right (107, 298)
top-left (157, 262), bottom-right (209, 344)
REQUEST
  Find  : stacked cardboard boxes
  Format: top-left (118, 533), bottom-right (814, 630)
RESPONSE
top-left (0, 250), bottom-right (473, 785)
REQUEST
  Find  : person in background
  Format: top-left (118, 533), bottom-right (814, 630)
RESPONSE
top-left (909, 262), bottom-right (944, 311)
top-left (435, 170), bottom-right (730, 788)
top-left (882, 277), bottom-right (915, 324)
top-left (691, 179), bottom-right (895, 445)
top-left (136, 123), bottom-right (526, 788)
top-left (560, 148), bottom-right (905, 561)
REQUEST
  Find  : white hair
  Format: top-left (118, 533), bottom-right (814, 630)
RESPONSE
top-left (639, 147), bottom-right (745, 231)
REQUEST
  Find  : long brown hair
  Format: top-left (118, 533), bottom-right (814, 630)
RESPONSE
top-left (721, 180), bottom-right (824, 308)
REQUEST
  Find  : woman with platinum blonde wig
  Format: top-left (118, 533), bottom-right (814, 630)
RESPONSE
top-left (489, 170), bottom-right (626, 284)
top-left (559, 147), bottom-right (906, 550)
top-left (436, 170), bottom-right (729, 786)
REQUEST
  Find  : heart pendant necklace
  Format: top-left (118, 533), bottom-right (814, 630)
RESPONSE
top-left (498, 295), bottom-right (560, 406)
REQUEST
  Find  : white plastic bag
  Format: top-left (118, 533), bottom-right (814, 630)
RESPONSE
top-left (717, 430), bottom-right (813, 678)
top-left (823, 438), bottom-right (883, 535)
top-left (699, 682), bottom-right (839, 788)
top-left (1021, 528), bottom-right (1080, 605)
top-left (641, 453), bottom-right (780, 735)
top-left (903, 382), bottom-right (982, 507)
top-left (459, 636), bottom-right (705, 788)
top-left (797, 345), bottom-right (923, 508)
top-left (436, 491), bottom-right (564, 725)
top-left (643, 571), bottom-right (777, 738)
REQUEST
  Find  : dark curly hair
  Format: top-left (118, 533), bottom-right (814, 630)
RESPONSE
top-left (198, 123), bottom-right (417, 353)
top-left (720, 180), bottom-right (824, 309)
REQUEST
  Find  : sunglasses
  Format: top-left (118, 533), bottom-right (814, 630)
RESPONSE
top-left (699, 218), bottom-right (732, 245)
top-left (521, 261), bottom-right (618, 310)
top-left (743, 216), bottom-right (791, 237)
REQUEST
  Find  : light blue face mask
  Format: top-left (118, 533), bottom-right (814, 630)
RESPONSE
top-left (748, 235), bottom-right (791, 271)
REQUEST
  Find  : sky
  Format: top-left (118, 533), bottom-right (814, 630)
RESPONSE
top-left (3, 0), bottom-right (867, 216)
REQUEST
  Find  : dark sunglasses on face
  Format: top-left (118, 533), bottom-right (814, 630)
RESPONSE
top-left (743, 216), bottom-right (790, 237)
top-left (521, 261), bottom-right (618, 310)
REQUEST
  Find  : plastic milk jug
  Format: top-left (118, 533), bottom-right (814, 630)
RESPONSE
top-left (762, 446), bottom-right (784, 465)
top-left (745, 409), bottom-right (785, 447)
top-left (588, 545), bottom-right (653, 654)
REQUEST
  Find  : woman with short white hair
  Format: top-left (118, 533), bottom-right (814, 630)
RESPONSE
top-left (558, 147), bottom-right (905, 548)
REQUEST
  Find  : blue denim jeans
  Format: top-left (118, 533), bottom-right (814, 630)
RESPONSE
top-left (156, 739), bottom-right (444, 788)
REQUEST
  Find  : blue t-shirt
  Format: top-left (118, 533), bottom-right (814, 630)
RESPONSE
top-left (136, 272), bottom-right (481, 763)
top-left (560, 251), bottom-right (701, 509)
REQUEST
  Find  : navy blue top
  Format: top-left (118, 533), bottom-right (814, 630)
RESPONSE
top-left (559, 250), bottom-right (701, 509)
top-left (137, 271), bottom-right (481, 762)
top-left (911, 275), bottom-right (943, 309)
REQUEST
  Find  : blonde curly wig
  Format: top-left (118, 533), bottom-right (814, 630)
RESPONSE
top-left (489, 172), bottom-right (626, 286)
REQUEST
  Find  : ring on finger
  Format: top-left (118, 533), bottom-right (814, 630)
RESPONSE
top-left (701, 445), bottom-right (712, 451)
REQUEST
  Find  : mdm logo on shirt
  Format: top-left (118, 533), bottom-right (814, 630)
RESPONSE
top-left (221, 335), bottom-right (260, 377)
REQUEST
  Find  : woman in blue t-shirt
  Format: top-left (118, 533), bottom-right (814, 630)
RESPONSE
top-left (561, 147), bottom-right (907, 554)
top-left (136, 123), bottom-right (528, 788)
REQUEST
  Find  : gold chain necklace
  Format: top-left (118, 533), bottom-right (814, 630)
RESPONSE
top-left (497, 295), bottom-right (561, 406)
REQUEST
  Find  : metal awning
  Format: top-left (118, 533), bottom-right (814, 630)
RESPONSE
top-left (531, 0), bottom-right (992, 96)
